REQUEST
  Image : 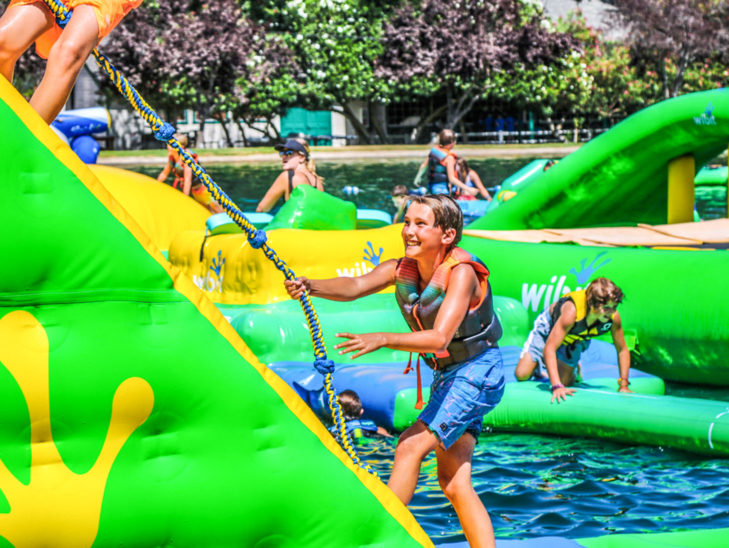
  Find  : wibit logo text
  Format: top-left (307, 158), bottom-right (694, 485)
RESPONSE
top-left (694, 102), bottom-right (717, 126)
top-left (336, 241), bottom-right (383, 277)
top-left (521, 252), bottom-right (611, 312)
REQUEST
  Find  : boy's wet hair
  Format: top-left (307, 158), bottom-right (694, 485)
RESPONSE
top-left (337, 389), bottom-right (362, 421)
top-left (586, 277), bottom-right (624, 308)
top-left (408, 194), bottom-right (463, 248)
top-left (438, 129), bottom-right (456, 146)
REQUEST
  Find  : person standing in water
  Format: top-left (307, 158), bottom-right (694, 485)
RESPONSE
top-left (256, 137), bottom-right (324, 212)
top-left (413, 129), bottom-right (478, 197)
top-left (285, 195), bottom-right (504, 548)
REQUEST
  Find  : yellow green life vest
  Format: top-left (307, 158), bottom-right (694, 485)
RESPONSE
top-left (551, 289), bottom-right (614, 347)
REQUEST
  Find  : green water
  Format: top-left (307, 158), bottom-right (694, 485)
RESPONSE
top-left (130, 157), bottom-right (727, 220)
top-left (129, 158), bottom-right (533, 215)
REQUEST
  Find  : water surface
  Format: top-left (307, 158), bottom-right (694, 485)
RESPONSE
top-left (131, 157), bottom-right (726, 220)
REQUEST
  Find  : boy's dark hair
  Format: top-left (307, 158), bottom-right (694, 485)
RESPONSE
top-left (586, 277), bottom-right (624, 308)
top-left (437, 129), bottom-right (456, 146)
top-left (408, 194), bottom-right (463, 248)
top-left (337, 389), bottom-right (362, 420)
top-left (391, 184), bottom-right (408, 197)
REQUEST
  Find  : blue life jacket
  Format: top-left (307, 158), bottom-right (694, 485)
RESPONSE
top-left (427, 147), bottom-right (455, 194)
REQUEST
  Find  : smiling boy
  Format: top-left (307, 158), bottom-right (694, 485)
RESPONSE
top-left (285, 194), bottom-right (504, 548)
top-left (514, 277), bottom-right (632, 403)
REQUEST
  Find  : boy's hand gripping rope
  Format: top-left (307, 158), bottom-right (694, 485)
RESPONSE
top-left (42, 1), bottom-right (374, 475)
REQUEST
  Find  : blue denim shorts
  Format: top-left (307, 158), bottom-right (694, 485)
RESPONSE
top-left (418, 347), bottom-right (505, 450)
top-left (521, 309), bottom-right (590, 379)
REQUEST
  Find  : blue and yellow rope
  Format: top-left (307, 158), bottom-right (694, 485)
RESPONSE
top-left (41, 0), bottom-right (372, 474)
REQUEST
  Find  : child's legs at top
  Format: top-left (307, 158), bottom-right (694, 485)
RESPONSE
top-left (388, 420), bottom-right (439, 505)
top-left (435, 434), bottom-right (495, 548)
top-left (30, 4), bottom-right (99, 123)
top-left (0, 2), bottom-right (54, 81)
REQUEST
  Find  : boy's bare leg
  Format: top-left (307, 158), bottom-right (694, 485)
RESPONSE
top-left (387, 420), bottom-right (439, 505)
top-left (30, 5), bottom-right (98, 123)
top-left (514, 353), bottom-right (537, 381)
top-left (436, 434), bottom-right (495, 548)
top-left (0, 3), bottom-right (54, 82)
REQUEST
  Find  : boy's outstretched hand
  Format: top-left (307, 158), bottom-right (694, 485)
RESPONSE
top-left (335, 332), bottom-right (386, 359)
top-left (284, 277), bottom-right (310, 299)
top-left (551, 386), bottom-right (576, 403)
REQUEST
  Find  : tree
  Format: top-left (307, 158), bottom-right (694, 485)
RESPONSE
top-left (102, 0), bottom-right (292, 146)
top-left (611, 0), bottom-right (729, 98)
top-left (377, 0), bottom-right (577, 138)
top-left (250, 0), bottom-right (399, 144)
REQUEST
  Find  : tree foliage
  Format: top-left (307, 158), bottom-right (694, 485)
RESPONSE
top-left (101, 0), bottom-right (293, 144)
top-left (377, 0), bottom-right (577, 134)
top-left (611, 0), bottom-right (729, 97)
top-left (250, 0), bottom-right (398, 143)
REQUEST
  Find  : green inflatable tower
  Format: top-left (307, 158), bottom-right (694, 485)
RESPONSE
top-left (0, 77), bottom-right (430, 547)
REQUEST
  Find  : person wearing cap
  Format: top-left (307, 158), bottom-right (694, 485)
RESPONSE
top-left (256, 137), bottom-right (324, 213)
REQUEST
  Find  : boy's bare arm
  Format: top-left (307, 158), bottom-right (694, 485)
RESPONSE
top-left (285, 259), bottom-right (398, 302)
top-left (611, 311), bottom-right (632, 392)
top-left (157, 163), bottom-right (171, 182)
top-left (334, 264), bottom-right (478, 358)
top-left (544, 303), bottom-right (577, 402)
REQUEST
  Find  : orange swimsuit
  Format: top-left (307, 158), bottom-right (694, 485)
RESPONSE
top-left (9, 0), bottom-right (143, 59)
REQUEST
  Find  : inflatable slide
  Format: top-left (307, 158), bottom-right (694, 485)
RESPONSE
top-left (0, 77), bottom-right (429, 546)
top-left (470, 88), bottom-right (729, 229)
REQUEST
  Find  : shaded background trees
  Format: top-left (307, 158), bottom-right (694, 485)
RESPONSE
top-left (612, 0), bottom-right (729, 98)
top-left (2, 0), bottom-right (729, 145)
top-left (101, 0), bottom-right (293, 146)
top-left (376, 0), bottom-right (577, 141)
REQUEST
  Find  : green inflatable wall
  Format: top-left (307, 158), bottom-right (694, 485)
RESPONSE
top-left (266, 184), bottom-right (357, 231)
top-left (460, 235), bottom-right (729, 385)
top-left (0, 79), bottom-right (430, 546)
top-left (223, 292), bottom-right (530, 366)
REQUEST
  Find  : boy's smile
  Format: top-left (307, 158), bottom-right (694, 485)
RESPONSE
top-left (401, 203), bottom-right (445, 258)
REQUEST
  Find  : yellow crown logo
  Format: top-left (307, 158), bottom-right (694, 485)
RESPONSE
top-left (0, 311), bottom-right (154, 547)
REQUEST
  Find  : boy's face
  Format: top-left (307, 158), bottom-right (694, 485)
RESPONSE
top-left (401, 202), bottom-right (454, 259)
top-left (591, 300), bottom-right (619, 322)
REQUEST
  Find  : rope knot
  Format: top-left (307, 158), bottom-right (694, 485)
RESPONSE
top-left (313, 358), bottom-right (335, 375)
top-left (154, 122), bottom-right (176, 142)
top-left (249, 229), bottom-right (267, 249)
